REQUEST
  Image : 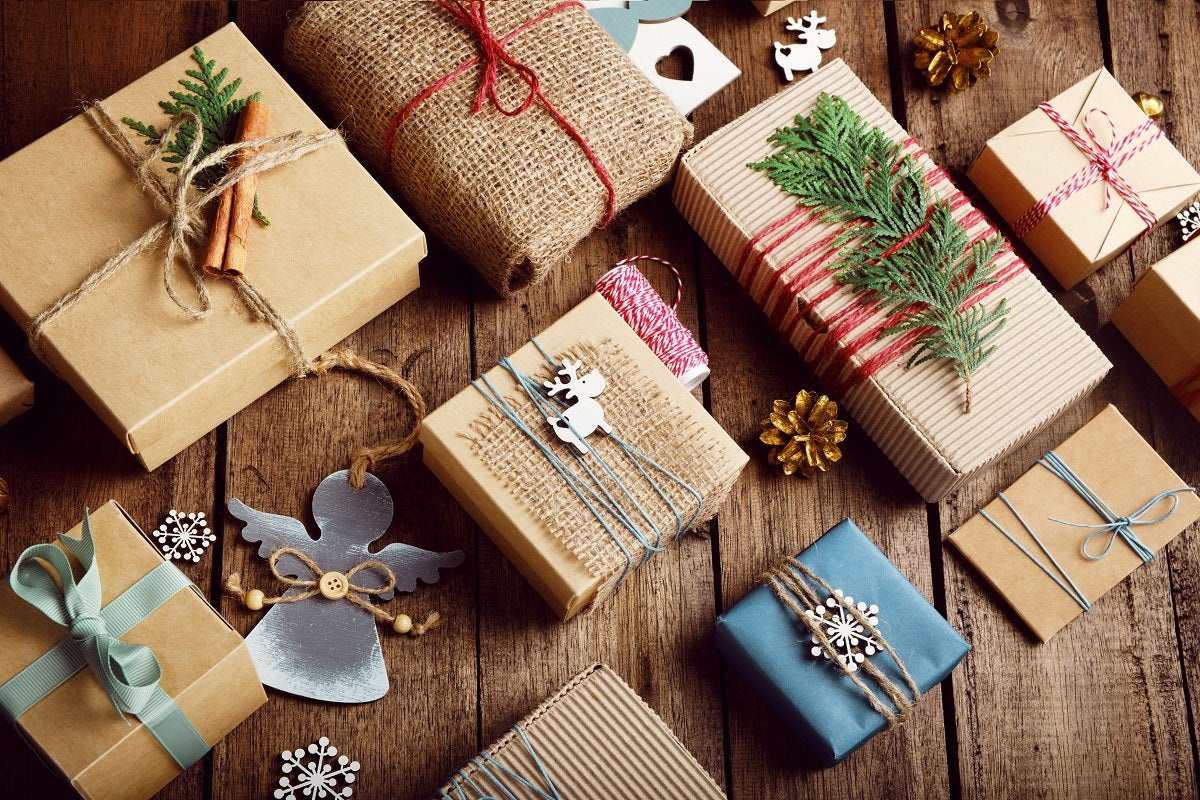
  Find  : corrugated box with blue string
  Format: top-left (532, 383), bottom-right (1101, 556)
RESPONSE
top-left (715, 519), bottom-right (969, 766)
top-left (420, 293), bottom-right (748, 620)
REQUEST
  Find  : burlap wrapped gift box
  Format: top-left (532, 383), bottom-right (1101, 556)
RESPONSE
top-left (715, 519), bottom-right (969, 766)
top-left (949, 405), bottom-right (1200, 642)
top-left (673, 58), bottom-right (1111, 502)
top-left (420, 293), bottom-right (747, 620)
top-left (0, 502), bottom-right (266, 800)
top-left (0, 24), bottom-right (424, 470)
top-left (0, 347), bottom-right (33, 427)
top-left (284, 0), bottom-right (692, 295)
top-left (1112, 239), bottom-right (1200, 421)
top-left (434, 663), bottom-right (726, 798)
top-left (968, 68), bottom-right (1200, 289)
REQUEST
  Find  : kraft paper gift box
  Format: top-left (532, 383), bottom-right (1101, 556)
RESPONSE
top-left (714, 519), bottom-right (969, 766)
top-left (673, 58), bottom-right (1110, 502)
top-left (1112, 240), bottom-right (1200, 420)
top-left (751, 1), bottom-right (792, 15)
top-left (434, 663), bottom-right (726, 799)
top-left (968, 68), bottom-right (1200, 289)
top-left (0, 502), bottom-right (266, 800)
top-left (420, 293), bottom-right (748, 620)
top-left (0, 23), bottom-right (424, 470)
top-left (949, 405), bottom-right (1200, 642)
top-left (284, 0), bottom-right (691, 296)
top-left (0, 347), bottom-right (33, 427)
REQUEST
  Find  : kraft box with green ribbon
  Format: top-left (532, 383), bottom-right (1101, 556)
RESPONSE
top-left (0, 502), bottom-right (266, 800)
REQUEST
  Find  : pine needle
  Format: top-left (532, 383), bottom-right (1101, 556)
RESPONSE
top-left (750, 93), bottom-right (1008, 412)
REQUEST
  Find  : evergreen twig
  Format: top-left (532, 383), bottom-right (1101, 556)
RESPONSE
top-left (123, 46), bottom-right (268, 226)
top-left (750, 93), bottom-right (1008, 412)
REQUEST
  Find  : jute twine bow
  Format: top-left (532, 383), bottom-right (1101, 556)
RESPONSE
top-left (764, 557), bottom-right (921, 725)
top-left (26, 103), bottom-right (428, 488)
top-left (224, 547), bottom-right (441, 636)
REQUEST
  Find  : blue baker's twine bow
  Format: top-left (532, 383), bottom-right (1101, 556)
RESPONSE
top-left (0, 510), bottom-right (209, 769)
top-left (1039, 451), bottom-right (1196, 564)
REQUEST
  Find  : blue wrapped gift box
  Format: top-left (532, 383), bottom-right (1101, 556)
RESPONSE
top-left (714, 518), bottom-right (969, 766)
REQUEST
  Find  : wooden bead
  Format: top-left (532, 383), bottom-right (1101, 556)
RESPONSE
top-left (245, 589), bottom-right (265, 611)
top-left (392, 613), bottom-right (413, 634)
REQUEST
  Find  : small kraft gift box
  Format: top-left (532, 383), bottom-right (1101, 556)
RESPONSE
top-left (949, 404), bottom-right (1200, 642)
top-left (0, 347), bottom-right (34, 427)
top-left (0, 502), bottom-right (266, 800)
top-left (420, 293), bottom-right (748, 620)
top-left (715, 519), bottom-right (969, 766)
top-left (0, 23), bottom-right (424, 471)
top-left (968, 68), bottom-right (1200, 289)
top-left (283, 0), bottom-right (692, 296)
top-left (433, 663), bottom-right (726, 799)
top-left (673, 58), bottom-right (1110, 502)
top-left (1111, 239), bottom-right (1200, 421)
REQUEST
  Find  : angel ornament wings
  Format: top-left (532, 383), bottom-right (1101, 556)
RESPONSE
top-left (227, 470), bottom-right (464, 703)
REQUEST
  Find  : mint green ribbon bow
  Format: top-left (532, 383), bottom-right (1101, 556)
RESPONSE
top-left (0, 511), bottom-right (210, 770)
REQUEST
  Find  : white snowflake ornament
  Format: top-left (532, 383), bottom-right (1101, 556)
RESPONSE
top-left (804, 589), bottom-right (879, 672)
top-left (155, 510), bottom-right (215, 563)
top-left (275, 736), bottom-right (360, 799)
top-left (1178, 199), bottom-right (1200, 242)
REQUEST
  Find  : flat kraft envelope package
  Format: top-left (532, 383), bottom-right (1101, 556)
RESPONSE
top-left (0, 23), bottom-right (424, 470)
top-left (673, 58), bottom-right (1111, 502)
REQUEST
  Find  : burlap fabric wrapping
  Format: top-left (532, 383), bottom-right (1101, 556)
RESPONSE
top-left (284, 0), bottom-right (693, 295)
top-left (468, 341), bottom-right (738, 611)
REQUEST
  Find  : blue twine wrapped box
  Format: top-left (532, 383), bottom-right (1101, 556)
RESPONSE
top-left (715, 519), bottom-right (969, 766)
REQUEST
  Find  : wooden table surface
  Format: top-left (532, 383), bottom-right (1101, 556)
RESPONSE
top-left (3, 1), bottom-right (1200, 798)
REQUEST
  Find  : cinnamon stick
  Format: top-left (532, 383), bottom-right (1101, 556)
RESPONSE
top-left (202, 100), bottom-right (271, 277)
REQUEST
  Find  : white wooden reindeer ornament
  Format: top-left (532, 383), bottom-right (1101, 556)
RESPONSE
top-left (544, 358), bottom-right (612, 454)
top-left (774, 11), bottom-right (836, 82)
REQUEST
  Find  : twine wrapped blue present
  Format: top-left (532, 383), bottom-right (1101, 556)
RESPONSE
top-left (715, 518), bottom-right (969, 766)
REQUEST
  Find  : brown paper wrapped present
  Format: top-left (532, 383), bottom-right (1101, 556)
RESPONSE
top-left (673, 58), bottom-right (1110, 502)
top-left (0, 347), bottom-right (33, 427)
top-left (0, 502), bottom-right (266, 800)
top-left (949, 405), bottom-right (1200, 642)
top-left (1112, 239), bottom-right (1200, 421)
top-left (434, 664), bottom-right (726, 799)
top-left (420, 293), bottom-right (747, 619)
top-left (0, 24), bottom-right (424, 470)
top-left (968, 68), bottom-right (1200, 289)
top-left (284, 0), bottom-right (692, 295)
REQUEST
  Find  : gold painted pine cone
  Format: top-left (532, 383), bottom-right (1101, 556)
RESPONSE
top-left (914, 11), bottom-right (999, 92)
top-left (759, 390), bottom-right (848, 477)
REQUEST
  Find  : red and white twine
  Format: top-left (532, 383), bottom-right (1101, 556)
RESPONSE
top-left (593, 256), bottom-right (710, 390)
top-left (1012, 103), bottom-right (1162, 238)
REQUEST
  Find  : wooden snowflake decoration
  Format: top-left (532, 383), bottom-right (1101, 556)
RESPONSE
top-left (155, 510), bottom-right (215, 563)
top-left (1178, 199), bottom-right (1200, 243)
top-left (275, 736), bottom-right (360, 799)
top-left (803, 589), bottom-right (880, 673)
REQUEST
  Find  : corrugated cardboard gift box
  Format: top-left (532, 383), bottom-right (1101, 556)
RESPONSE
top-left (949, 405), bottom-right (1200, 642)
top-left (434, 663), bottom-right (725, 798)
top-left (673, 59), bottom-right (1110, 502)
top-left (1112, 239), bottom-right (1200, 420)
top-left (0, 502), bottom-right (266, 800)
top-left (0, 347), bottom-right (33, 427)
top-left (968, 68), bottom-right (1200, 289)
top-left (715, 519), bottom-right (969, 766)
top-left (0, 24), bottom-right (424, 470)
top-left (421, 293), bottom-right (747, 620)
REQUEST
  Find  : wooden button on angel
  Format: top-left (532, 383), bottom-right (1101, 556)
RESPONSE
top-left (225, 470), bottom-right (464, 703)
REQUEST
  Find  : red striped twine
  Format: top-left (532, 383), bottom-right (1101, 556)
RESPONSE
top-left (1012, 104), bottom-right (1162, 239)
top-left (737, 139), bottom-right (1023, 392)
top-left (384, 0), bottom-right (617, 224)
top-left (594, 256), bottom-right (710, 390)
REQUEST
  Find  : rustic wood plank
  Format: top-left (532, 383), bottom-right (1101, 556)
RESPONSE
top-left (691, 2), bottom-right (954, 797)
top-left (0, 3), bottom-right (228, 799)
top-left (896, 1), bottom-right (1198, 797)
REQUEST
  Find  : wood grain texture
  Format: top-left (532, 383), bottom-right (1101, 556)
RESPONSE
top-left (1, 1), bottom-right (1200, 799)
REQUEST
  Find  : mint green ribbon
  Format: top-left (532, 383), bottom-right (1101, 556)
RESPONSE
top-left (0, 510), bottom-right (210, 769)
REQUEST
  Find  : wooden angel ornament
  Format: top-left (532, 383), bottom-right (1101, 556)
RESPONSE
top-left (226, 470), bottom-right (464, 703)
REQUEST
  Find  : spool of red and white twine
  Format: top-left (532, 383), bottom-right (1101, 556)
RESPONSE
top-left (593, 256), bottom-right (710, 390)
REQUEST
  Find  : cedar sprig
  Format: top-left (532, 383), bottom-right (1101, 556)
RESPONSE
top-left (123, 46), bottom-right (267, 225)
top-left (750, 93), bottom-right (1007, 412)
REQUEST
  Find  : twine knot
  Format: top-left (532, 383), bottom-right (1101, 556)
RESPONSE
top-left (441, 0), bottom-right (540, 117)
